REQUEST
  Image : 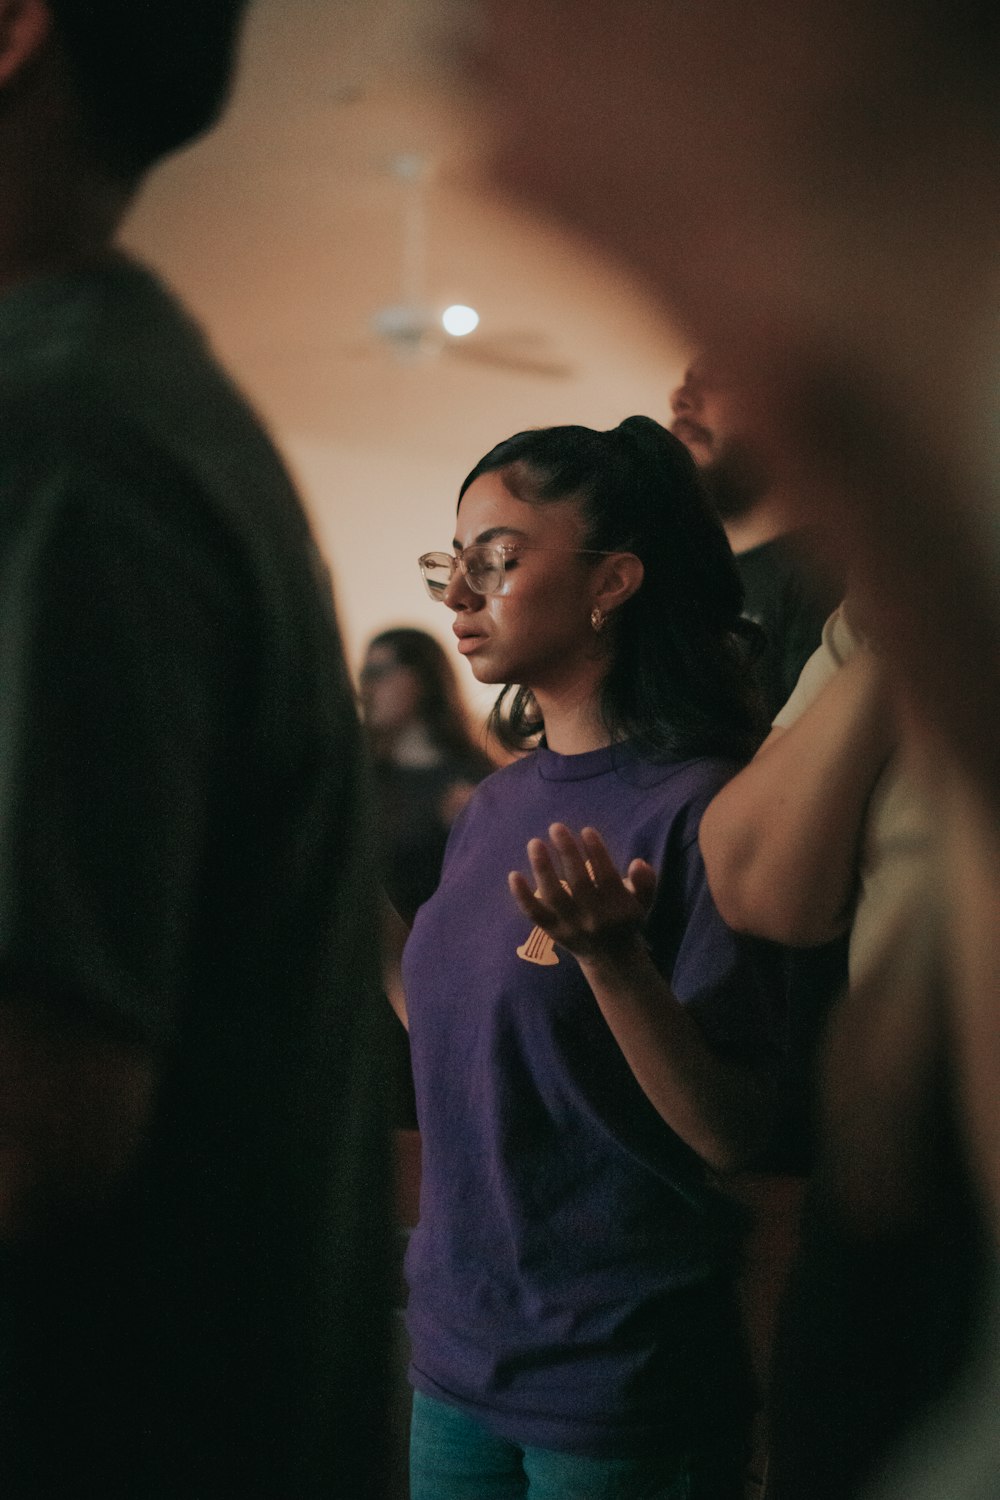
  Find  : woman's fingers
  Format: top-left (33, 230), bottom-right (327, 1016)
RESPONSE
top-left (520, 826), bottom-right (639, 906)
top-left (625, 859), bottom-right (658, 916)
top-left (548, 823), bottom-right (596, 899)
top-left (510, 826), bottom-right (650, 950)
top-left (508, 868), bottom-right (560, 928)
top-left (525, 836), bottom-right (578, 921)
top-left (579, 826), bottom-right (622, 890)
top-left (508, 830), bottom-right (595, 940)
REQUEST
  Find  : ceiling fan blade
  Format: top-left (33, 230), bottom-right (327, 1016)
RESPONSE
top-left (444, 338), bottom-right (575, 379)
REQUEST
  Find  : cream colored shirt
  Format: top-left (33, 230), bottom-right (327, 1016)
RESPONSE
top-left (774, 605), bottom-right (940, 992)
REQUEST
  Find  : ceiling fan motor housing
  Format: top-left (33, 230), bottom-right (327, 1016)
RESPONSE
top-left (371, 302), bottom-right (437, 351)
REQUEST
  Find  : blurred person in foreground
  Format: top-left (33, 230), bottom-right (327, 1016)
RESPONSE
top-left (698, 593), bottom-right (989, 1498)
top-left (472, 0), bottom-right (998, 816)
top-left (0, 2), bottom-right (387, 1494)
top-left (470, 0), bottom-right (999, 1495)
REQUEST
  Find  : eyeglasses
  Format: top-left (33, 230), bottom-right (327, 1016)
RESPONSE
top-left (417, 544), bottom-right (615, 602)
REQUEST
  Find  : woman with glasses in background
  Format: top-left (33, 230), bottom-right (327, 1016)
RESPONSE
top-left (361, 626), bottom-right (495, 927)
top-left (385, 416), bottom-right (785, 1500)
top-left (361, 626), bottom-right (494, 1128)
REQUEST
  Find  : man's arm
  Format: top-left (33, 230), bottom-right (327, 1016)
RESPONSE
top-left (699, 645), bottom-right (894, 945)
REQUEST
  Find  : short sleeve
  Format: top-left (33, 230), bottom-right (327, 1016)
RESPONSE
top-left (0, 457), bottom-right (248, 1044)
top-left (775, 576), bottom-right (837, 710)
top-left (650, 776), bottom-right (786, 1066)
top-left (772, 603), bottom-right (853, 729)
top-left (671, 837), bottom-right (785, 1064)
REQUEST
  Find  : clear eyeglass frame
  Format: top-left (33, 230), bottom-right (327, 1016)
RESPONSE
top-left (417, 543), bottom-right (615, 602)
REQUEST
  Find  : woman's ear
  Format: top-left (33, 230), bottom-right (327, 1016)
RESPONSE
top-left (593, 552), bottom-right (644, 618)
top-left (0, 0), bottom-right (52, 90)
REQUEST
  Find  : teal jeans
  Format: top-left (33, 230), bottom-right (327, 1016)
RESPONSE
top-left (409, 1390), bottom-right (743, 1500)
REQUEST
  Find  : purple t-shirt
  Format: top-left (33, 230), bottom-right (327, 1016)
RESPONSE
top-left (403, 742), bottom-right (782, 1455)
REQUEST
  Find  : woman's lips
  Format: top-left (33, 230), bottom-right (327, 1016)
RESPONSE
top-left (455, 633), bottom-right (486, 655)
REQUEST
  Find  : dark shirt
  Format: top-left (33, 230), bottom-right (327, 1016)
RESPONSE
top-left (737, 531), bottom-right (842, 722)
top-left (0, 256), bottom-right (388, 1498)
top-left (736, 530), bottom-right (848, 1170)
top-left (373, 756), bottom-right (486, 925)
top-left (373, 754), bottom-right (488, 1128)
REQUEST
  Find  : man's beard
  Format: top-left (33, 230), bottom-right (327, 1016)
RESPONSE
top-left (699, 438), bottom-right (769, 522)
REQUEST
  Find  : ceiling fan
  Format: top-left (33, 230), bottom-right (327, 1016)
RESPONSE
top-left (363, 153), bottom-right (575, 380)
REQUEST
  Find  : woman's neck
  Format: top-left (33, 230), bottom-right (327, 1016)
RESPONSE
top-left (533, 684), bottom-right (613, 755)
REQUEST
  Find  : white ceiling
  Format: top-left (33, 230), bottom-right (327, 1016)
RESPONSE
top-left (120, 0), bottom-right (687, 696)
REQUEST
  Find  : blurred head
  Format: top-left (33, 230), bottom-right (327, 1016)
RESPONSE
top-left (45, 0), bottom-right (250, 176)
top-left (359, 639), bottom-right (424, 738)
top-left (455, 416), bottom-right (766, 758)
top-left (670, 360), bottom-right (769, 523)
top-left (360, 626), bottom-right (490, 767)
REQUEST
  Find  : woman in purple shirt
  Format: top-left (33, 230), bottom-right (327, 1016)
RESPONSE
top-left (387, 416), bottom-right (784, 1499)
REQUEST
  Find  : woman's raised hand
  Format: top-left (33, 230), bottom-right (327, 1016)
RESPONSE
top-left (508, 824), bottom-right (657, 963)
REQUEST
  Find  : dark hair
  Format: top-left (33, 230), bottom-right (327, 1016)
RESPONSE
top-left (48, 0), bottom-right (250, 174)
top-left (364, 627), bottom-right (495, 775)
top-left (457, 416), bottom-right (767, 761)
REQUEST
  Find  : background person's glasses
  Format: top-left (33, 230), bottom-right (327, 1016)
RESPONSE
top-left (418, 544), bottom-right (615, 601)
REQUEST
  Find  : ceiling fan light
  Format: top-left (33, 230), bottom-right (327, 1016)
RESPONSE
top-left (442, 304), bottom-right (479, 337)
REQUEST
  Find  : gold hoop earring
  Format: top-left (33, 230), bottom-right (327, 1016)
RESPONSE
top-left (590, 607), bottom-right (605, 632)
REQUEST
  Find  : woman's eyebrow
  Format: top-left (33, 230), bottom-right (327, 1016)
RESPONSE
top-left (452, 526), bottom-right (531, 551)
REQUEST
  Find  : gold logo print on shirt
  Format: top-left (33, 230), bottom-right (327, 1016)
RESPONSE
top-left (516, 865), bottom-right (594, 966)
top-left (517, 923), bottom-right (561, 966)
